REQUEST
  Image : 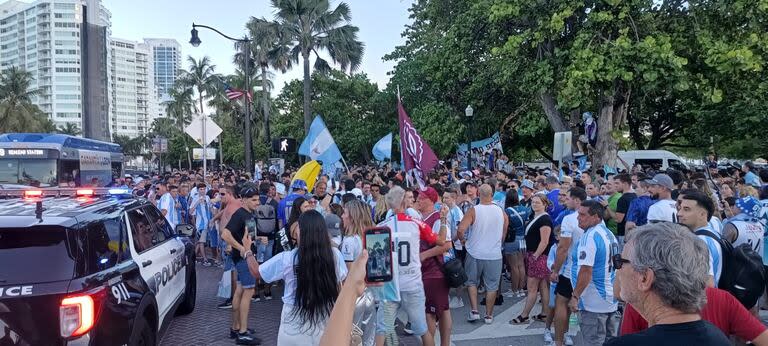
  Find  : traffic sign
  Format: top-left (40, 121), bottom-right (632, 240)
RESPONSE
top-left (184, 115), bottom-right (222, 147)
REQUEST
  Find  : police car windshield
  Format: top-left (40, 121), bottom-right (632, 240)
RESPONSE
top-left (0, 158), bottom-right (57, 187)
top-left (0, 226), bottom-right (75, 284)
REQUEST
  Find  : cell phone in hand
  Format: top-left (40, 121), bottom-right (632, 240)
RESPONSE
top-left (364, 226), bottom-right (393, 283)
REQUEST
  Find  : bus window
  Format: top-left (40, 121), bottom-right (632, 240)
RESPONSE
top-left (0, 158), bottom-right (57, 187)
top-left (59, 160), bottom-right (79, 187)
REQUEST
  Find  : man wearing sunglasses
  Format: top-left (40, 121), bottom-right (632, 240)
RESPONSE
top-left (568, 200), bottom-right (620, 346)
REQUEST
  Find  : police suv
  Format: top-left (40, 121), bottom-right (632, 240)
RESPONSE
top-left (0, 188), bottom-right (197, 345)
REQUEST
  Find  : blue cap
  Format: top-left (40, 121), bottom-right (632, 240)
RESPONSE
top-left (736, 196), bottom-right (761, 218)
top-left (521, 179), bottom-right (535, 190)
top-left (290, 179), bottom-right (307, 191)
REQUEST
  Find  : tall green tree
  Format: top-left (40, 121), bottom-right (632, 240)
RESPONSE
top-left (181, 56), bottom-right (217, 115)
top-left (0, 66), bottom-right (50, 133)
top-left (165, 84), bottom-right (196, 169)
top-left (270, 0), bottom-right (365, 133)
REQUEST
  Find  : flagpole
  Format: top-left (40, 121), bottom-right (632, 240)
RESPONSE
top-left (340, 156), bottom-right (350, 173)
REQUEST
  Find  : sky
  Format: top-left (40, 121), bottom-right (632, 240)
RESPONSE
top-left (105, 0), bottom-right (415, 95)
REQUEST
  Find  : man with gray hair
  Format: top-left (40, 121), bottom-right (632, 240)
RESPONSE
top-left (607, 222), bottom-right (731, 345)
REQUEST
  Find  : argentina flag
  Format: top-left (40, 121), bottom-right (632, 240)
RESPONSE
top-left (298, 115), bottom-right (343, 167)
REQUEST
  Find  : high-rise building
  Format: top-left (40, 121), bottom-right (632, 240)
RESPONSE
top-left (0, 0), bottom-right (111, 140)
top-left (143, 38), bottom-right (181, 118)
top-left (109, 37), bottom-right (156, 138)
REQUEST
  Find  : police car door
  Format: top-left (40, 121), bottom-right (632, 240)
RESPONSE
top-left (125, 207), bottom-right (176, 325)
top-left (143, 206), bottom-right (186, 318)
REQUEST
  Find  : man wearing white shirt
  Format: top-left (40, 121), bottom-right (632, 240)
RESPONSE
top-left (646, 174), bottom-right (678, 223)
top-left (157, 181), bottom-right (180, 228)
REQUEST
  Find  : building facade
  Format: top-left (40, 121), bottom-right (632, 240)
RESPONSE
top-left (109, 37), bottom-right (156, 138)
top-left (0, 0), bottom-right (111, 140)
top-left (143, 38), bottom-right (181, 118)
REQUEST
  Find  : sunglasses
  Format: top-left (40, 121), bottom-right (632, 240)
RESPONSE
top-left (612, 254), bottom-right (631, 270)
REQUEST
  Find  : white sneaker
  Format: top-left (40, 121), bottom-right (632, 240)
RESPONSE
top-left (516, 290), bottom-right (526, 298)
top-left (544, 328), bottom-right (554, 344)
top-left (565, 335), bottom-right (574, 346)
top-left (449, 296), bottom-right (465, 309)
top-left (502, 289), bottom-right (516, 298)
top-left (484, 315), bottom-right (493, 324)
top-left (468, 310), bottom-right (481, 322)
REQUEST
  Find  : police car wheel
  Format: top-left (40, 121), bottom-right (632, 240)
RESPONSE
top-left (176, 271), bottom-right (196, 315)
top-left (130, 316), bottom-right (156, 346)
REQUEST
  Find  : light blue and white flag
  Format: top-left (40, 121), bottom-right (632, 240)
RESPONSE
top-left (372, 133), bottom-right (393, 161)
top-left (299, 115), bottom-right (343, 166)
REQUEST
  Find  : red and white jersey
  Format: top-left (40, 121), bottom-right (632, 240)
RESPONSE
top-left (378, 213), bottom-right (437, 292)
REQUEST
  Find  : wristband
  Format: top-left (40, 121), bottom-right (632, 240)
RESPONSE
top-left (243, 250), bottom-right (253, 258)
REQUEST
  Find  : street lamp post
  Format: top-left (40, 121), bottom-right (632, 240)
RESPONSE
top-left (190, 23), bottom-right (254, 175)
top-left (465, 105), bottom-right (474, 170)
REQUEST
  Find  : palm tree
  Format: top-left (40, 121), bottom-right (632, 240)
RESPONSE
top-left (56, 123), bottom-right (81, 136)
top-left (181, 56), bottom-right (217, 115)
top-left (0, 66), bottom-right (50, 133)
top-left (270, 0), bottom-right (365, 133)
top-left (165, 84), bottom-right (196, 169)
top-left (241, 17), bottom-right (293, 146)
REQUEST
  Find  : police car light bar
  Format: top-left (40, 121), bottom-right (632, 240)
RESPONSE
top-left (0, 187), bottom-right (135, 199)
top-left (108, 188), bottom-right (132, 196)
top-left (23, 190), bottom-right (43, 198)
top-left (76, 189), bottom-right (94, 197)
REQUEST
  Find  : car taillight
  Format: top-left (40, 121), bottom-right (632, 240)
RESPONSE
top-left (60, 288), bottom-right (104, 338)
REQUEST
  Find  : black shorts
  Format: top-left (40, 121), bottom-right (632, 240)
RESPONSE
top-left (555, 275), bottom-right (573, 299)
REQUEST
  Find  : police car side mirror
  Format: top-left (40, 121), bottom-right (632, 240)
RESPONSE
top-left (176, 224), bottom-right (195, 237)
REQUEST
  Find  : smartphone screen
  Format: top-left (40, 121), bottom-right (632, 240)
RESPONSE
top-left (364, 226), bottom-right (393, 282)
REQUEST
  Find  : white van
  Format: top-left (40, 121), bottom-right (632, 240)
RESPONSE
top-left (617, 150), bottom-right (690, 171)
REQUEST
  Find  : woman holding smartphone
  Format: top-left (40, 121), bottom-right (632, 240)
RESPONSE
top-left (340, 199), bottom-right (373, 268)
top-left (242, 210), bottom-right (348, 345)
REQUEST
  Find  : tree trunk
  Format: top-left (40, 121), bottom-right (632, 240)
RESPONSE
top-left (261, 65), bottom-right (271, 160)
top-left (538, 91), bottom-right (569, 132)
top-left (592, 82), bottom-right (630, 170)
top-left (302, 52), bottom-right (312, 134)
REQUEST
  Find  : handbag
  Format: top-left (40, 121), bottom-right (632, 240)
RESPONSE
top-left (442, 255), bottom-right (467, 288)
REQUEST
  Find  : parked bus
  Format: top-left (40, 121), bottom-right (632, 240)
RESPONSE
top-left (0, 133), bottom-right (123, 188)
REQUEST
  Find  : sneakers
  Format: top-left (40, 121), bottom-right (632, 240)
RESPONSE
top-left (235, 332), bottom-right (261, 345)
top-left (516, 290), bottom-right (527, 298)
top-left (502, 289), bottom-right (516, 298)
top-left (544, 328), bottom-right (554, 344)
top-left (403, 322), bottom-right (414, 335)
top-left (264, 292), bottom-right (273, 301)
top-left (217, 299), bottom-right (232, 309)
top-left (449, 296), bottom-right (465, 309)
top-left (468, 310), bottom-right (481, 322)
top-left (229, 328), bottom-right (256, 339)
top-left (565, 335), bottom-right (574, 346)
top-left (484, 315), bottom-right (493, 324)
top-left (251, 296), bottom-right (261, 302)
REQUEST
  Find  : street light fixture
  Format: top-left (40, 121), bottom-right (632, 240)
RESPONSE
top-left (465, 105), bottom-right (474, 170)
top-left (189, 23), bottom-right (254, 175)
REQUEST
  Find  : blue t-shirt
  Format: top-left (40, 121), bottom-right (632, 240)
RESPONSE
top-left (277, 193), bottom-right (303, 225)
top-left (505, 205), bottom-right (531, 239)
top-left (626, 195), bottom-right (654, 227)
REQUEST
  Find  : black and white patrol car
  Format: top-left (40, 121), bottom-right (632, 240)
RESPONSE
top-left (0, 188), bottom-right (197, 345)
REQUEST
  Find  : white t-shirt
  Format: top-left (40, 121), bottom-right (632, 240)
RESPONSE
top-left (259, 247), bottom-right (348, 305)
top-left (560, 212), bottom-right (584, 280)
top-left (378, 214), bottom-right (432, 292)
top-left (339, 234), bottom-right (363, 262)
top-left (647, 199), bottom-right (678, 223)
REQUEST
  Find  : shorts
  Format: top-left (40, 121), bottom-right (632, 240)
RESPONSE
top-left (555, 275), bottom-right (574, 299)
top-left (503, 240), bottom-right (527, 254)
top-left (196, 228), bottom-right (207, 243)
top-left (375, 289), bottom-right (428, 337)
top-left (235, 259), bottom-right (256, 289)
top-left (256, 239), bottom-right (275, 263)
top-left (423, 278), bottom-right (449, 317)
top-left (579, 311), bottom-right (620, 345)
top-left (525, 251), bottom-right (551, 279)
top-left (207, 228), bottom-right (219, 248)
top-left (464, 253), bottom-right (503, 291)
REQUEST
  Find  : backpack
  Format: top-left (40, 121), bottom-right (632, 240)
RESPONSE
top-left (696, 229), bottom-right (766, 308)
top-left (255, 203), bottom-right (277, 234)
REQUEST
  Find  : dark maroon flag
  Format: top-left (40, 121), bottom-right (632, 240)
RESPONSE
top-left (398, 98), bottom-right (438, 187)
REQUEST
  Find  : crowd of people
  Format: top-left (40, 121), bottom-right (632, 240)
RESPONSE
top-left (117, 157), bottom-right (768, 345)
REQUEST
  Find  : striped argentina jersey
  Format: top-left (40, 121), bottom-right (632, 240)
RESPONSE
top-left (696, 226), bottom-right (723, 285)
top-left (572, 223), bottom-right (618, 313)
top-left (158, 193), bottom-right (179, 228)
top-left (192, 196), bottom-right (213, 231)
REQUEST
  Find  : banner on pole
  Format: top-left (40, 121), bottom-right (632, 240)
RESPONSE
top-left (456, 132), bottom-right (503, 169)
